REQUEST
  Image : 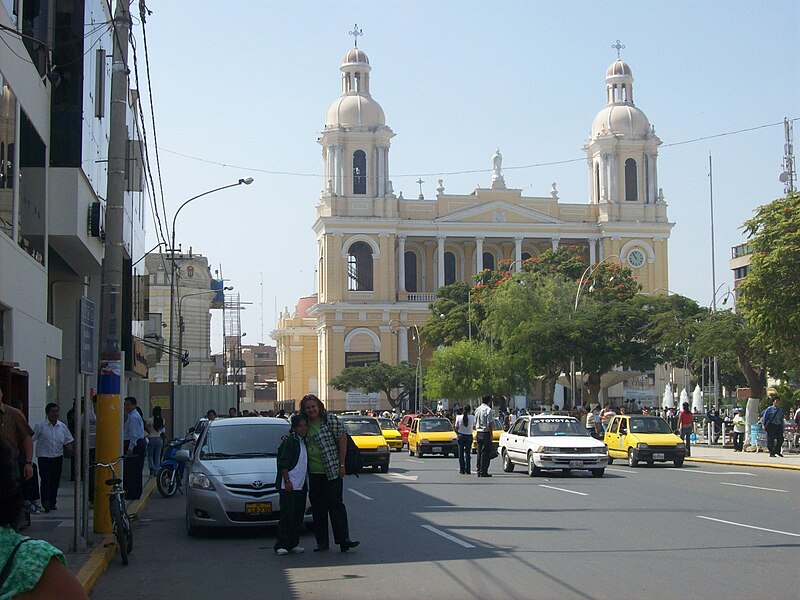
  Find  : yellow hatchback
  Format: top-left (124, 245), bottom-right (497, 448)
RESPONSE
top-left (376, 417), bottom-right (404, 451)
top-left (471, 417), bottom-right (503, 453)
top-left (340, 416), bottom-right (390, 473)
top-left (408, 417), bottom-right (458, 458)
top-left (604, 414), bottom-right (686, 467)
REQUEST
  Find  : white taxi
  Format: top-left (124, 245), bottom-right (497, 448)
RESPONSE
top-left (499, 415), bottom-right (608, 477)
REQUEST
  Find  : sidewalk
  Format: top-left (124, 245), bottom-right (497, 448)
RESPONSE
top-left (687, 444), bottom-right (800, 470)
top-left (21, 466), bottom-right (156, 592)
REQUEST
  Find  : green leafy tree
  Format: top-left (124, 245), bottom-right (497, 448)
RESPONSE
top-left (420, 283), bottom-right (480, 347)
top-left (424, 340), bottom-right (518, 403)
top-left (329, 362), bottom-right (417, 409)
top-left (739, 191), bottom-right (800, 366)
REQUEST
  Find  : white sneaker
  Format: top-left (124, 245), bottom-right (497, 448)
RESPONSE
top-left (290, 546), bottom-right (304, 554)
top-left (275, 548), bottom-right (289, 555)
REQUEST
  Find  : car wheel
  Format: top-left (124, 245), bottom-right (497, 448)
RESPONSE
top-left (646, 460), bottom-right (654, 467)
top-left (607, 457), bottom-right (614, 465)
top-left (380, 463), bottom-right (389, 473)
top-left (673, 458), bottom-right (684, 467)
top-left (591, 468), bottom-right (605, 478)
top-left (186, 512), bottom-right (203, 538)
top-left (418, 450), bottom-right (424, 458)
top-left (502, 450), bottom-right (515, 473)
top-left (527, 452), bottom-right (540, 477)
top-left (627, 448), bottom-right (638, 467)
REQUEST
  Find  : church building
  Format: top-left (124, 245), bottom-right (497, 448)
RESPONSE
top-left (272, 41), bottom-right (673, 412)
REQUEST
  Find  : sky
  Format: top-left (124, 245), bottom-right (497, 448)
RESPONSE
top-left (131, 0), bottom-right (799, 351)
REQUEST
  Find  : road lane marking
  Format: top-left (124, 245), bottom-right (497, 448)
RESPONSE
top-left (720, 482), bottom-right (788, 493)
top-left (349, 489), bottom-right (372, 500)
top-left (421, 525), bottom-right (475, 548)
top-left (539, 484), bottom-right (588, 496)
top-left (697, 516), bottom-right (800, 537)
top-left (606, 468), bottom-right (636, 474)
top-left (407, 459), bottom-right (425, 464)
top-left (388, 473), bottom-right (419, 481)
top-left (669, 469), bottom-right (757, 477)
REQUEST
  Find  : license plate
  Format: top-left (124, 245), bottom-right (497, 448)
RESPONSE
top-left (245, 502), bottom-right (272, 516)
top-left (569, 460), bottom-right (583, 468)
top-left (432, 446), bottom-right (442, 453)
top-left (652, 453), bottom-right (665, 460)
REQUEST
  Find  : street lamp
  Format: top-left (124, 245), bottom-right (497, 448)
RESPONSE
top-left (389, 319), bottom-right (422, 413)
top-left (571, 255), bottom-right (621, 409)
top-left (167, 178), bottom-right (253, 387)
top-left (177, 287), bottom-right (233, 384)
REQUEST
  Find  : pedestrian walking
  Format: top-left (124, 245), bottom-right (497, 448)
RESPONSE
top-left (474, 396), bottom-right (494, 477)
top-left (0, 389), bottom-right (42, 517)
top-left (455, 406), bottom-right (474, 475)
top-left (600, 404), bottom-right (616, 432)
top-left (122, 397), bottom-right (146, 500)
top-left (677, 402), bottom-right (693, 457)
top-left (731, 408), bottom-right (746, 451)
top-left (274, 414), bottom-right (309, 555)
top-left (761, 393), bottom-right (785, 457)
top-left (146, 406), bottom-right (165, 477)
top-left (300, 394), bottom-right (359, 553)
top-left (32, 404), bottom-right (74, 513)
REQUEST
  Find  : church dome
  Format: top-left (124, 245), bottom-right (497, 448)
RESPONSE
top-left (325, 94), bottom-right (386, 128)
top-left (606, 59), bottom-right (632, 77)
top-left (591, 104), bottom-right (650, 139)
top-left (342, 48), bottom-right (369, 66)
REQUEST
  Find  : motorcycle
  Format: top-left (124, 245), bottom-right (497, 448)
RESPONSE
top-left (156, 436), bottom-right (192, 498)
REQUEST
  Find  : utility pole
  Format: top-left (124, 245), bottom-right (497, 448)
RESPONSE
top-left (780, 117), bottom-right (796, 194)
top-left (96, 0), bottom-right (130, 534)
top-left (709, 153), bottom-right (719, 412)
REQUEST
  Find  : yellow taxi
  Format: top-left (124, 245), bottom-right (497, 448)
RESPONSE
top-left (339, 416), bottom-right (390, 473)
top-left (376, 417), bottom-right (404, 451)
top-left (408, 417), bottom-right (458, 458)
top-left (604, 414), bottom-right (686, 467)
top-left (471, 417), bottom-right (503, 454)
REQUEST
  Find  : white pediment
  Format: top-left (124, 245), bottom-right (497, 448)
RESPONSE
top-left (436, 200), bottom-right (564, 225)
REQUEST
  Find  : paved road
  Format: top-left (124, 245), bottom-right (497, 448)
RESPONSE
top-left (91, 452), bottom-right (800, 600)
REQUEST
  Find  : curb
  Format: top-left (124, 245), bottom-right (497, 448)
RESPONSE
top-left (686, 457), bottom-right (800, 471)
top-left (76, 477), bottom-right (157, 593)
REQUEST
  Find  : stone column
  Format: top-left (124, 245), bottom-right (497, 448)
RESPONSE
top-left (397, 326), bottom-right (409, 363)
top-left (514, 236), bottom-right (523, 271)
top-left (397, 234), bottom-right (406, 293)
top-left (475, 236), bottom-right (484, 274)
top-left (437, 235), bottom-right (446, 288)
top-left (551, 237), bottom-right (560, 251)
top-left (589, 238), bottom-right (597, 265)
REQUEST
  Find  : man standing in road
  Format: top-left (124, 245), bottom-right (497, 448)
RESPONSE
top-left (761, 393), bottom-right (785, 458)
top-left (474, 396), bottom-right (494, 478)
top-left (731, 408), bottom-right (746, 452)
top-left (123, 396), bottom-right (146, 500)
top-left (32, 403), bottom-right (74, 512)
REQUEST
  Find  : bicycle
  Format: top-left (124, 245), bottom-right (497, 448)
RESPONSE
top-left (92, 457), bottom-right (133, 565)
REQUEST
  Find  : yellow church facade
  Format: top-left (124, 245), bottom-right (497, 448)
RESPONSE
top-left (273, 45), bottom-right (672, 412)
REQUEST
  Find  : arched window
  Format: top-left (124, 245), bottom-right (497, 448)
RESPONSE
top-left (353, 150), bottom-right (367, 195)
top-left (444, 251), bottom-right (456, 286)
top-left (521, 252), bottom-right (532, 262)
top-left (347, 241), bottom-right (373, 291)
top-left (404, 251), bottom-right (417, 292)
top-left (483, 252), bottom-right (495, 271)
top-left (625, 158), bottom-right (638, 201)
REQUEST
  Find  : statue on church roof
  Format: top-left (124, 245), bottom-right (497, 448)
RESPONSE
top-left (491, 148), bottom-right (506, 189)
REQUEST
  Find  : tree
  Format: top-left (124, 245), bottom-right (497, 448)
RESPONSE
top-left (424, 341), bottom-right (518, 403)
top-left (329, 362), bottom-right (417, 409)
top-left (420, 283), bottom-right (477, 348)
top-left (739, 191), bottom-right (800, 366)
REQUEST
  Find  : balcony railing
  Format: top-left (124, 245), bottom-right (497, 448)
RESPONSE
top-left (397, 292), bottom-right (437, 303)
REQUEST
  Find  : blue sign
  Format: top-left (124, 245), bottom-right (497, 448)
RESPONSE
top-left (79, 297), bottom-right (95, 374)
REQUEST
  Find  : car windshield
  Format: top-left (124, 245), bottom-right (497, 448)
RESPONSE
top-left (530, 418), bottom-right (589, 437)
top-left (492, 418), bottom-right (503, 429)
top-left (420, 419), bottom-right (453, 432)
top-left (342, 418), bottom-right (382, 436)
top-left (199, 422), bottom-right (289, 459)
top-left (377, 418), bottom-right (397, 430)
top-left (629, 417), bottom-right (672, 434)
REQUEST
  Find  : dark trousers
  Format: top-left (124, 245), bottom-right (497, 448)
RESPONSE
top-left (123, 440), bottom-right (146, 500)
top-left (38, 456), bottom-right (63, 509)
top-left (679, 426), bottom-right (692, 457)
top-left (308, 474), bottom-right (349, 547)
top-left (732, 431), bottom-right (744, 451)
top-left (275, 488), bottom-right (307, 551)
top-left (766, 424), bottom-right (784, 455)
top-left (17, 456), bottom-right (40, 502)
top-left (457, 433), bottom-right (472, 474)
top-left (476, 431), bottom-right (492, 475)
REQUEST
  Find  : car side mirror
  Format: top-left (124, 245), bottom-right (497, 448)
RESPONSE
top-left (187, 427), bottom-right (195, 434)
top-left (176, 449), bottom-right (191, 462)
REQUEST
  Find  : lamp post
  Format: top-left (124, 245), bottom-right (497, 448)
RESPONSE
top-left (177, 287), bottom-right (233, 384)
top-left (572, 255), bottom-right (621, 409)
top-left (709, 283), bottom-right (735, 410)
top-left (389, 319), bottom-right (422, 413)
top-left (167, 178), bottom-right (253, 387)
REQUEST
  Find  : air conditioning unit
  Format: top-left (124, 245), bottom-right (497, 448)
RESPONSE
top-left (88, 201), bottom-right (106, 240)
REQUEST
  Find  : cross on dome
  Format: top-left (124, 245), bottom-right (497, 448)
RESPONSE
top-left (612, 39), bottom-right (625, 59)
top-left (349, 23), bottom-right (363, 47)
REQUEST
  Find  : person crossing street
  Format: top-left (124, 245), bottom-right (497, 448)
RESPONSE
top-left (474, 396), bottom-right (494, 478)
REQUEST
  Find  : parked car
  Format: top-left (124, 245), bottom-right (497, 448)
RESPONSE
top-left (604, 414), bottom-right (686, 467)
top-left (376, 417), bottom-right (404, 451)
top-left (339, 416), bottom-right (390, 473)
top-left (499, 415), bottom-right (609, 477)
top-left (180, 417), bottom-right (312, 536)
top-left (408, 417), bottom-right (458, 458)
top-left (397, 413), bottom-right (420, 446)
top-left (471, 417), bottom-right (504, 453)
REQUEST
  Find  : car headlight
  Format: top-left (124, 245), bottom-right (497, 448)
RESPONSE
top-left (596, 447), bottom-right (608, 454)
top-left (536, 446), bottom-right (561, 453)
top-left (376, 445), bottom-right (388, 452)
top-left (421, 438), bottom-right (430, 444)
top-left (450, 437), bottom-right (458, 443)
top-left (535, 446), bottom-right (546, 453)
top-left (188, 472), bottom-right (215, 490)
top-left (676, 443), bottom-right (685, 449)
top-left (637, 443), bottom-right (649, 450)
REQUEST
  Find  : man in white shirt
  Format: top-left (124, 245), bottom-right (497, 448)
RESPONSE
top-left (474, 396), bottom-right (494, 478)
top-left (32, 403), bottom-right (74, 512)
top-left (123, 396), bottom-right (146, 500)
